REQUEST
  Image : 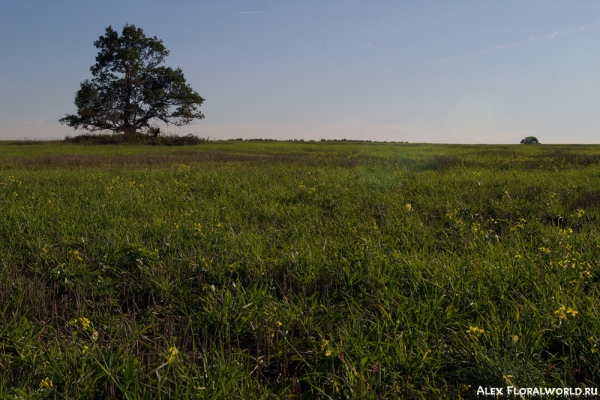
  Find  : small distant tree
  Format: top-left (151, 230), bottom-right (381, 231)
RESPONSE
top-left (520, 136), bottom-right (540, 144)
top-left (59, 24), bottom-right (205, 138)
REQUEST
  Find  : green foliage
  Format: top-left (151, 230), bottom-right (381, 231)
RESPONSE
top-left (63, 132), bottom-right (208, 146)
top-left (520, 136), bottom-right (540, 144)
top-left (59, 24), bottom-right (205, 137)
top-left (1, 142), bottom-right (600, 398)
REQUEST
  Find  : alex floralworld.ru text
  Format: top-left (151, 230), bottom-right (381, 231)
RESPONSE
top-left (477, 386), bottom-right (598, 396)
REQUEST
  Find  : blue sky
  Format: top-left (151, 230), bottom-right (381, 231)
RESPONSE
top-left (1, 1), bottom-right (599, 143)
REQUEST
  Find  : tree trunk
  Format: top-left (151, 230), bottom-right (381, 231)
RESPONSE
top-left (123, 126), bottom-right (139, 142)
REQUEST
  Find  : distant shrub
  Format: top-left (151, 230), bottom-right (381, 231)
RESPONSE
top-left (520, 136), bottom-right (540, 144)
top-left (63, 133), bottom-right (208, 146)
top-left (9, 140), bottom-right (51, 145)
top-left (157, 134), bottom-right (208, 146)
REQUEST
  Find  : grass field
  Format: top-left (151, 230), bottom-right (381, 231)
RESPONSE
top-left (1, 140), bottom-right (600, 398)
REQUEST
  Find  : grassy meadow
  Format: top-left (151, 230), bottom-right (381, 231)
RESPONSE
top-left (1, 140), bottom-right (600, 398)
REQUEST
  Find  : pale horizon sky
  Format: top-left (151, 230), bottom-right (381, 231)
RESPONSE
top-left (1, 1), bottom-right (600, 143)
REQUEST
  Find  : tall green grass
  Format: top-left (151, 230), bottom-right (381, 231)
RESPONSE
top-left (1, 141), bottom-right (599, 398)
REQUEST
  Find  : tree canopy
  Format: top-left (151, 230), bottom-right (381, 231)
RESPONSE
top-left (59, 24), bottom-right (205, 137)
top-left (520, 136), bottom-right (540, 144)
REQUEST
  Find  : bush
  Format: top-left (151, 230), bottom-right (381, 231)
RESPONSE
top-left (520, 136), bottom-right (540, 144)
top-left (63, 133), bottom-right (208, 146)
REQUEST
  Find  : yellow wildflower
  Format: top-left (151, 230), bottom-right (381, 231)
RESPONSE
top-left (167, 346), bottom-right (179, 363)
top-left (39, 377), bottom-right (53, 388)
top-left (70, 317), bottom-right (91, 330)
top-left (466, 326), bottom-right (484, 336)
top-left (554, 306), bottom-right (568, 320)
top-left (80, 318), bottom-right (91, 330)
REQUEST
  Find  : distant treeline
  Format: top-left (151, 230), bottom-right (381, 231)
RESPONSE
top-left (228, 138), bottom-right (409, 143)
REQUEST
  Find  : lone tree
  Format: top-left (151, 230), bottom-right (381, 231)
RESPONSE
top-left (59, 24), bottom-right (204, 138)
top-left (520, 136), bottom-right (540, 144)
